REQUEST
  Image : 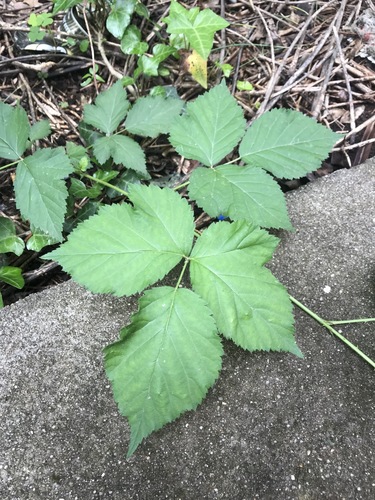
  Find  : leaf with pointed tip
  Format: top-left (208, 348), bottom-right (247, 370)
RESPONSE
top-left (26, 228), bottom-right (60, 252)
top-left (44, 185), bottom-right (195, 296)
top-left (29, 119), bottom-right (51, 143)
top-left (164, 1), bottom-right (229, 60)
top-left (106, 0), bottom-right (136, 39)
top-left (239, 109), bottom-right (338, 179)
top-left (83, 81), bottom-right (130, 134)
top-left (104, 286), bottom-right (222, 457)
top-left (52, 0), bottom-right (80, 14)
top-left (0, 103), bottom-right (29, 160)
top-left (93, 135), bottom-right (149, 177)
top-left (121, 25), bottom-right (148, 55)
top-left (0, 266), bottom-right (24, 289)
top-left (189, 165), bottom-right (292, 229)
top-left (0, 217), bottom-right (24, 256)
top-left (190, 221), bottom-right (302, 356)
top-left (125, 95), bottom-right (184, 138)
top-left (186, 49), bottom-right (207, 88)
top-left (14, 147), bottom-right (73, 241)
top-left (169, 83), bottom-right (246, 166)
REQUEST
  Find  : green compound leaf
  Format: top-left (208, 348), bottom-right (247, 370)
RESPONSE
top-left (106, 0), bottom-right (136, 39)
top-left (44, 185), bottom-right (195, 296)
top-left (239, 109), bottom-right (338, 179)
top-left (125, 95), bottom-right (184, 138)
top-left (0, 103), bottom-right (30, 160)
top-left (104, 286), bottom-right (222, 457)
top-left (164, 1), bottom-right (229, 60)
top-left (190, 221), bottom-right (302, 356)
top-left (0, 217), bottom-right (25, 256)
top-left (29, 119), bottom-right (51, 143)
top-left (0, 266), bottom-right (24, 289)
top-left (93, 135), bottom-right (149, 177)
top-left (14, 147), bottom-right (73, 241)
top-left (189, 165), bottom-right (292, 229)
top-left (169, 83), bottom-right (246, 167)
top-left (83, 81), bottom-right (130, 134)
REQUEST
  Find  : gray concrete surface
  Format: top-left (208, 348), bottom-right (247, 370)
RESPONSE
top-left (0, 162), bottom-right (374, 499)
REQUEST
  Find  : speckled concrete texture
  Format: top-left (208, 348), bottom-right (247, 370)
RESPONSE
top-left (0, 162), bottom-right (374, 499)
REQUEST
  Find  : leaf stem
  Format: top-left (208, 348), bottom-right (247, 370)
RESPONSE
top-left (174, 258), bottom-right (189, 291)
top-left (173, 181), bottom-right (190, 191)
top-left (0, 159), bottom-right (20, 171)
top-left (223, 155), bottom-right (242, 165)
top-left (81, 172), bottom-right (128, 197)
top-left (327, 318), bottom-right (375, 325)
top-left (289, 295), bottom-right (375, 369)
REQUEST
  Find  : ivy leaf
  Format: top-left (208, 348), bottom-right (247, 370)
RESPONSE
top-left (152, 44), bottom-right (177, 64)
top-left (0, 103), bottom-right (30, 160)
top-left (83, 81), bottom-right (130, 134)
top-left (93, 135), bottom-right (149, 177)
top-left (135, 55), bottom-right (160, 78)
top-left (104, 286), bottom-right (222, 457)
top-left (121, 25), bottom-right (148, 55)
top-left (164, 1), bottom-right (229, 60)
top-left (0, 266), bottom-right (24, 289)
top-left (44, 185), bottom-right (195, 296)
top-left (14, 147), bottom-right (73, 241)
top-left (186, 49), bottom-right (207, 88)
top-left (125, 95), bottom-right (184, 138)
top-left (239, 109), bottom-right (338, 179)
top-left (189, 165), bottom-right (292, 229)
top-left (169, 83), bottom-right (246, 167)
top-left (26, 228), bottom-right (59, 252)
top-left (106, 0), bottom-right (136, 39)
top-left (135, 1), bottom-right (148, 17)
top-left (190, 221), bottom-right (302, 356)
top-left (0, 217), bottom-right (25, 256)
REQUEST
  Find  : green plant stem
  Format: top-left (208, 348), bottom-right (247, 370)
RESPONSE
top-left (327, 318), bottom-right (375, 325)
top-left (82, 173), bottom-right (128, 197)
top-left (173, 181), bottom-right (190, 191)
top-left (175, 258), bottom-right (189, 290)
top-left (289, 295), bottom-right (375, 369)
top-left (0, 159), bottom-right (21, 171)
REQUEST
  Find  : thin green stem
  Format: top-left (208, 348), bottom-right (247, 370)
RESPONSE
top-left (327, 318), bottom-right (375, 325)
top-left (289, 295), bottom-right (375, 369)
top-left (173, 181), bottom-right (190, 191)
top-left (224, 155), bottom-right (242, 165)
top-left (174, 258), bottom-right (189, 291)
top-left (81, 172), bottom-right (128, 197)
top-left (0, 159), bottom-right (21, 171)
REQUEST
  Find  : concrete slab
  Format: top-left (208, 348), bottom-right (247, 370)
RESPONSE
top-left (0, 162), bottom-right (374, 499)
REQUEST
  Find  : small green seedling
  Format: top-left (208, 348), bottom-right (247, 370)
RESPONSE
top-left (28, 12), bottom-right (53, 42)
top-left (81, 64), bottom-right (106, 87)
